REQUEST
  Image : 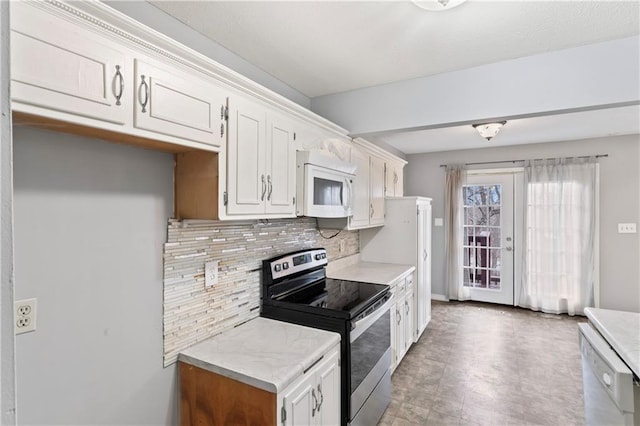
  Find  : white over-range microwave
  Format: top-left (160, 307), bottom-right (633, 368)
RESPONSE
top-left (296, 150), bottom-right (357, 218)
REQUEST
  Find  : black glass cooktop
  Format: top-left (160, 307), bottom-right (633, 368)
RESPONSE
top-left (277, 278), bottom-right (388, 315)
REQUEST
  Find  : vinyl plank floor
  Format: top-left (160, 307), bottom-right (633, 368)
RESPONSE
top-left (379, 301), bottom-right (587, 426)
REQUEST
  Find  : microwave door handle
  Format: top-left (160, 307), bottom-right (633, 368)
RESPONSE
top-left (342, 178), bottom-right (352, 211)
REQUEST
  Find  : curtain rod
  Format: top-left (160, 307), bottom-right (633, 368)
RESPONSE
top-left (439, 154), bottom-right (608, 168)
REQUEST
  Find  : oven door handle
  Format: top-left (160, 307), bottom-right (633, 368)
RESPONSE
top-left (350, 293), bottom-right (393, 343)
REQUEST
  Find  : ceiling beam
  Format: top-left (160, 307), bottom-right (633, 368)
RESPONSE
top-left (310, 36), bottom-right (640, 138)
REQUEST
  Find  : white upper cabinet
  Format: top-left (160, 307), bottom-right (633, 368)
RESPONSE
top-left (347, 140), bottom-right (387, 229)
top-left (348, 147), bottom-right (372, 229)
top-left (225, 96), bottom-right (296, 218)
top-left (266, 114), bottom-right (297, 215)
top-left (385, 161), bottom-right (405, 197)
top-left (11, 2), bottom-right (129, 125)
top-left (370, 155), bottom-right (386, 225)
top-left (133, 58), bottom-right (227, 146)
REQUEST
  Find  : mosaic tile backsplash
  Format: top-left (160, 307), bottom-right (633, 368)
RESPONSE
top-left (163, 217), bottom-right (359, 366)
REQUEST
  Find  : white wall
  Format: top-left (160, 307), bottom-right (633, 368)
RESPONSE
top-left (1, 1), bottom-right (17, 423)
top-left (13, 127), bottom-right (177, 424)
top-left (406, 135), bottom-right (640, 313)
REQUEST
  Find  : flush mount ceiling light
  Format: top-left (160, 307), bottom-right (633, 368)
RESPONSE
top-left (412, 0), bottom-right (468, 11)
top-left (472, 121), bottom-right (507, 141)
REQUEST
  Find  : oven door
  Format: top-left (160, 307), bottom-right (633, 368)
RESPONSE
top-left (300, 164), bottom-right (353, 218)
top-left (349, 294), bottom-right (392, 422)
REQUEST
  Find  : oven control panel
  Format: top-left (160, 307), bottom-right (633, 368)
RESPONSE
top-left (265, 248), bottom-right (327, 281)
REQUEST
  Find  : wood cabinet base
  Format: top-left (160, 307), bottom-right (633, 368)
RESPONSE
top-left (179, 362), bottom-right (276, 426)
top-left (174, 151), bottom-right (219, 220)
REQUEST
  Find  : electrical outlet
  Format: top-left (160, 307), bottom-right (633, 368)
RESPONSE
top-left (618, 223), bottom-right (637, 234)
top-left (15, 298), bottom-right (37, 334)
top-left (339, 240), bottom-right (346, 253)
top-left (205, 260), bottom-right (219, 288)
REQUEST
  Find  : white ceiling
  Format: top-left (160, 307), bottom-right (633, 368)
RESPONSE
top-left (369, 105), bottom-right (640, 154)
top-left (149, 1), bottom-right (640, 154)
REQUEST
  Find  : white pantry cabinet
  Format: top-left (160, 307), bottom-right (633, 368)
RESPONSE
top-left (133, 58), bottom-right (227, 146)
top-left (225, 95), bottom-right (296, 218)
top-left (11, 2), bottom-right (129, 126)
top-left (361, 197), bottom-right (433, 343)
top-left (279, 345), bottom-right (340, 426)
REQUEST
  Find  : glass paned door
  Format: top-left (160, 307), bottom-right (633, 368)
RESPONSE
top-left (462, 174), bottom-right (514, 305)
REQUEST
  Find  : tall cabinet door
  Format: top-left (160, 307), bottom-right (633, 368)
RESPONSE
top-left (349, 148), bottom-right (371, 228)
top-left (11, 2), bottom-right (128, 125)
top-left (134, 59), bottom-right (226, 146)
top-left (266, 115), bottom-right (296, 215)
top-left (370, 156), bottom-right (386, 225)
top-left (416, 201), bottom-right (432, 338)
top-left (227, 96), bottom-right (267, 215)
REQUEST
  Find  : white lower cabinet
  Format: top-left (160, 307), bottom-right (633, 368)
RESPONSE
top-left (280, 344), bottom-right (340, 426)
top-left (391, 273), bottom-right (414, 371)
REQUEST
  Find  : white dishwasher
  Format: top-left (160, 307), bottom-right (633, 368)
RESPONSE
top-left (579, 323), bottom-right (640, 425)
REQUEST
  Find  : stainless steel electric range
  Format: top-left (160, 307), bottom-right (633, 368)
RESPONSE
top-left (261, 248), bottom-right (392, 426)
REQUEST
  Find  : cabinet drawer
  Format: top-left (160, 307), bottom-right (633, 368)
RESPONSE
top-left (134, 59), bottom-right (225, 146)
top-left (11, 2), bottom-right (128, 125)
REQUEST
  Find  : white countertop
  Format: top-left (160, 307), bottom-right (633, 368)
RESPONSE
top-left (327, 261), bottom-right (415, 286)
top-left (585, 307), bottom-right (640, 377)
top-left (178, 317), bottom-right (340, 393)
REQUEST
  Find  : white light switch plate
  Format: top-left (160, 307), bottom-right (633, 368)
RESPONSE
top-left (205, 260), bottom-right (219, 288)
top-left (434, 218), bottom-right (444, 227)
top-left (618, 223), bottom-right (637, 234)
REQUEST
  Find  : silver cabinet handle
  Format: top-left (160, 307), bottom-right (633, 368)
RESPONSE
top-left (260, 174), bottom-right (266, 201)
top-left (370, 204), bottom-right (374, 218)
top-left (506, 246), bottom-right (513, 252)
top-left (138, 75), bottom-right (149, 113)
top-left (317, 384), bottom-right (323, 411)
top-left (423, 250), bottom-right (428, 261)
top-left (267, 175), bottom-right (273, 201)
top-left (113, 65), bottom-right (124, 106)
top-left (311, 388), bottom-right (318, 417)
top-left (405, 300), bottom-right (409, 314)
top-left (396, 308), bottom-right (401, 324)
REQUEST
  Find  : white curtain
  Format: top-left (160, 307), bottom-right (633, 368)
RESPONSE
top-left (444, 165), bottom-right (467, 300)
top-left (520, 157), bottom-right (598, 315)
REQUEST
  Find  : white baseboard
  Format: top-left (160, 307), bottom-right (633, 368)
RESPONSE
top-left (431, 294), bottom-right (448, 302)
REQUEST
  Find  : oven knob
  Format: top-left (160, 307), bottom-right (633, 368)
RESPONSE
top-left (321, 253), bottom-right (326, 259)
top-left (321, 301), bottom-right (327, 308)
top-left (315, 254), bottom-right (322, 260)
top-left (282, 262), bottom-right (289, 269)
top-left (274, 264), bottom-right (282, 272)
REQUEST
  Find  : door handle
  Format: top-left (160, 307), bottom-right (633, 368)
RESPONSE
top-left (267, 175), bottom-right (273, 201)
top-left (311, 388), bottom-right (318, 417)
top-left (260, 175), bottom-right (266, 201)
top-left (316, 384), bottom-right (323, 411)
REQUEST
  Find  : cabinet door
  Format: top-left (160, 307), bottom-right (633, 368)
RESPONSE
top-left (226, 96), bottom-right (267, 215)
top-left (417, 203), bottom-right (432, 337)
top-left (349, 148), bottom-right (371, 228)
top-left (405, 288), bottom-right (414, 351)
top-left (282, 375), bottom-right (315, 426)
top-left (134, 59), bottom-right (225, 145)
top-left (315, 348), bottom-right (341, 426)
top-left (395, 292), bottom-right (406, 364)
top-left (11, 2), bottom-right (128, 125)
top-left (395, 165), bottom-right (404, 197)
top-left (369, 156), bottom-right (386, 226)
top-left (266, 114), bottom-right (296, 215)
top-left (390, 288), bottom-right (397, 370)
